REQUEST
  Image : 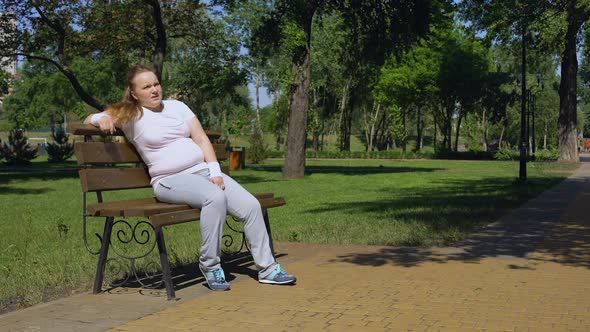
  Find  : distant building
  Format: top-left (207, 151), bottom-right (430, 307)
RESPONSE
top-left (0, 11), bottom-right (17, 76)
top-left (0, 11), bottom-right (17, 110)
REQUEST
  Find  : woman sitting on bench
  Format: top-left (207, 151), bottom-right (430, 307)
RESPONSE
top-left (84, 64), bottom-right (296, 291)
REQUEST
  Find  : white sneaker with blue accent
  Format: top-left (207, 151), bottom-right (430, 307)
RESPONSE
top-left (199, 266), bottom-right (231, 291)
top-left (259, 264), bottom-right (297, 285)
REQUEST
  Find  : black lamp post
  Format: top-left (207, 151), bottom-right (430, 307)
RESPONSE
top-left (519, 21), bottom-right (527, 181)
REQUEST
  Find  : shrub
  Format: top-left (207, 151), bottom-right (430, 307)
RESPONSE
top-left (1, 129), bottom-right (38, 165)
top-left (494, 147), bottom-right (519, 161)
top-left (534, 148), bottom-right (559, 161)
top-left (247, 130), bottom-right (268, 164)
top-left (46, 127), bottom-right (75, 162)
top-left (435, 148), bottom-right (495, 160)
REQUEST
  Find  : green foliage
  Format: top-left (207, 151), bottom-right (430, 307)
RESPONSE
top-left (387, 105), bottom-right (408, 144)
top-left (494, 147), bottom-right (519, 161)
top-left (534, 148), bottom-right (559, 161)
top-left (3, 57), bottom-right (126, 129)
top-left (0, 70), bottom-right (10, 95)
top-left (1, 129), bottom-right (38, 165)
top-left (46, 127), bottom-right (74, 163)
top-left (247, 129), bottom-right (268, 164)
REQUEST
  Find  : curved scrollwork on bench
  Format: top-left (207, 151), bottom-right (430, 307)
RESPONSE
top-left (222, 216), bottom-right (250, 256)
top-left (105, 219), bottom-right (161, 288)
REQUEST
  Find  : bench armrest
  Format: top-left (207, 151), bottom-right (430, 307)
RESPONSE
top-left (68, 123), bottom-right (221, 140)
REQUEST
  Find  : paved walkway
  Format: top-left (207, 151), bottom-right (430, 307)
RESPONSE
top-left (2, 160), bottom-right (590, 331)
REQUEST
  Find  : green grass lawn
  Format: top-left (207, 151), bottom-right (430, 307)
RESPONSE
top-left (0, 158), bottom-right (578, 311)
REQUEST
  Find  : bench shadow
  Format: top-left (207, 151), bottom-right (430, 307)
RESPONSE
top-left (104, 252), bottom-right (288, 297)
top-left (328, 175), bottom-right (590, 269)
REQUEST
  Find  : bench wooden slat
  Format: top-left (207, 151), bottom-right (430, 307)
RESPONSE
top-left (258, 197), bottom-right (286, 209)
top-left (75, 142), bottom-right (226, 165)
top-left (68, 123), bottom-right (125, 136)
top-left (68, 123), bottom-right (221, 141)
top-left (79, 168), bottom-right (151, 192)
top-left (253, 192), bottom-right (274, 199)
top-left (88, 194), bottom-right (285, 223)
top-left (87, 198), bottom-right (192, 217)
top-left (151, 209), bottom-right (201, 228)
top-left (75, 142), bottom-right (143, 165)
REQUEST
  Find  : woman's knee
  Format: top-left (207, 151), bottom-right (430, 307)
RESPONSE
top-left (240, 195), bottom-right (262, 220)
top-left (204, 188), bottom-right (227, 208)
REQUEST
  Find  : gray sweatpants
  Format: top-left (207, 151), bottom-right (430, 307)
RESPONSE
top-left (154, 169), bottom-right (277, 279)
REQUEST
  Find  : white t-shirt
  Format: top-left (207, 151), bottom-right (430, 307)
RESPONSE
top-left (121, 100), bottom-right (208, 189)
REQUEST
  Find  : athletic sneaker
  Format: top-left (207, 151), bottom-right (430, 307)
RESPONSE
top-left (259, 264), bottom-right (297, 285)
top-left (199, 266), bottom-right (230, 291)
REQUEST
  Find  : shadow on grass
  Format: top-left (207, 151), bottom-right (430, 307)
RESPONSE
top-left (328, 174), bottom-right (590, 269)
top-left (246, 165), bottom-right (446, 176)
top-left (0, 169), bottom-right (78, 184)
top-left (0, 185), bottom-right (55, 195)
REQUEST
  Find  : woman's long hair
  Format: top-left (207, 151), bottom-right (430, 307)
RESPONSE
top-left (108, 65), bottom-right (155, 126)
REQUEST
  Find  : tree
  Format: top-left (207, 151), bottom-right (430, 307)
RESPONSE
top-left (3, 57), bottom-right (124, 130)
top-left (0, 0), bottom-right (210, 111)
top-left (461, 0), bottom-right (590, 161)
top-left (376, 20), bottom-right (490, 152)
top-left (1, 129), bottom-right (38, 165)
top-left (46, 127), bottom-right (74, 162)
top-left (219, 0), bottom-right (438, 178)
top-left (375, 40), bottom-right (441, 151)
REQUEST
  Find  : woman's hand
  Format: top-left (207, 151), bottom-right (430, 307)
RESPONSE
top-left (210, 176), bottom-right (225, 190)
top-left (97, 116), bottom-right (116, 134)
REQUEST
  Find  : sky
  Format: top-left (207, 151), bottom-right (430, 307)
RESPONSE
top-left (248, 83), bottom-right (273, 108)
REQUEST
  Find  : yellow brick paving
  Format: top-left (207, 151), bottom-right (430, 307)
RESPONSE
top-left (110, 173), bottom-right (590, 332)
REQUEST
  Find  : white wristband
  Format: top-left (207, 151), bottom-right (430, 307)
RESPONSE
top-left (208, 161), bottom-right (223, 178)
top-left (90, 113), bottom-right (108, 126)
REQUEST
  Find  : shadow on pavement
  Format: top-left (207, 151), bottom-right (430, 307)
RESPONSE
top-left (333, 172), bottom-right (590, 269)
top-left (103, 251), bottom-right (288, 298)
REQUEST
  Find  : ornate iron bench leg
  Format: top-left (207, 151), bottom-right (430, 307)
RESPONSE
top-left (262, 208), bottom-right (274, 254)
top-left (94, 216), bottom-right (114, 294)
top-left (155, 226), bottom-right (175, 300)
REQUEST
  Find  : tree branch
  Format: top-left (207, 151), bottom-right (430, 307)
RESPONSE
top-left (33, 4), bottom-right (66, 64)
top-left (8, 53), bottom-right (106, 111)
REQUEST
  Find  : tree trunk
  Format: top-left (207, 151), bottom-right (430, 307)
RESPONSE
top-left (482, 108), bottom-right (488, 152)
top-left (433, 112), bottom-right (438, 151)
top-left (454, 111), bottom-right (464, 152)
top-left (558, 6), bottom-right (585, 162)
top-left (274, 91), bottom-right (283, 150)
top-left (283, 8), bottom-right (315, 178)
top-left (415, 106), bottom-right (422, 151)
top-left (402, 109), bottom-right (407, 153)
top-left (544, 123), bottom-right (548, 149)
top-left (147, 0), bottom-right (167, 81)
top-left (255, 66), bottom-right (262, 133)
top-left (338, 83), bottom-right (351, 151)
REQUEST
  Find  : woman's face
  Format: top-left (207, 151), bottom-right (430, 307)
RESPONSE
top-left (130, 71), bottom-right (163, 111)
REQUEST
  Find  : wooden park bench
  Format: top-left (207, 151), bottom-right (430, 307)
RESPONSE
top-left (68, 123), bottom-right (285, 300)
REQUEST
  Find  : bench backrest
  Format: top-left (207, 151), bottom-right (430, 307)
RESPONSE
top-left (69, 124), bottom-right (226, 193)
